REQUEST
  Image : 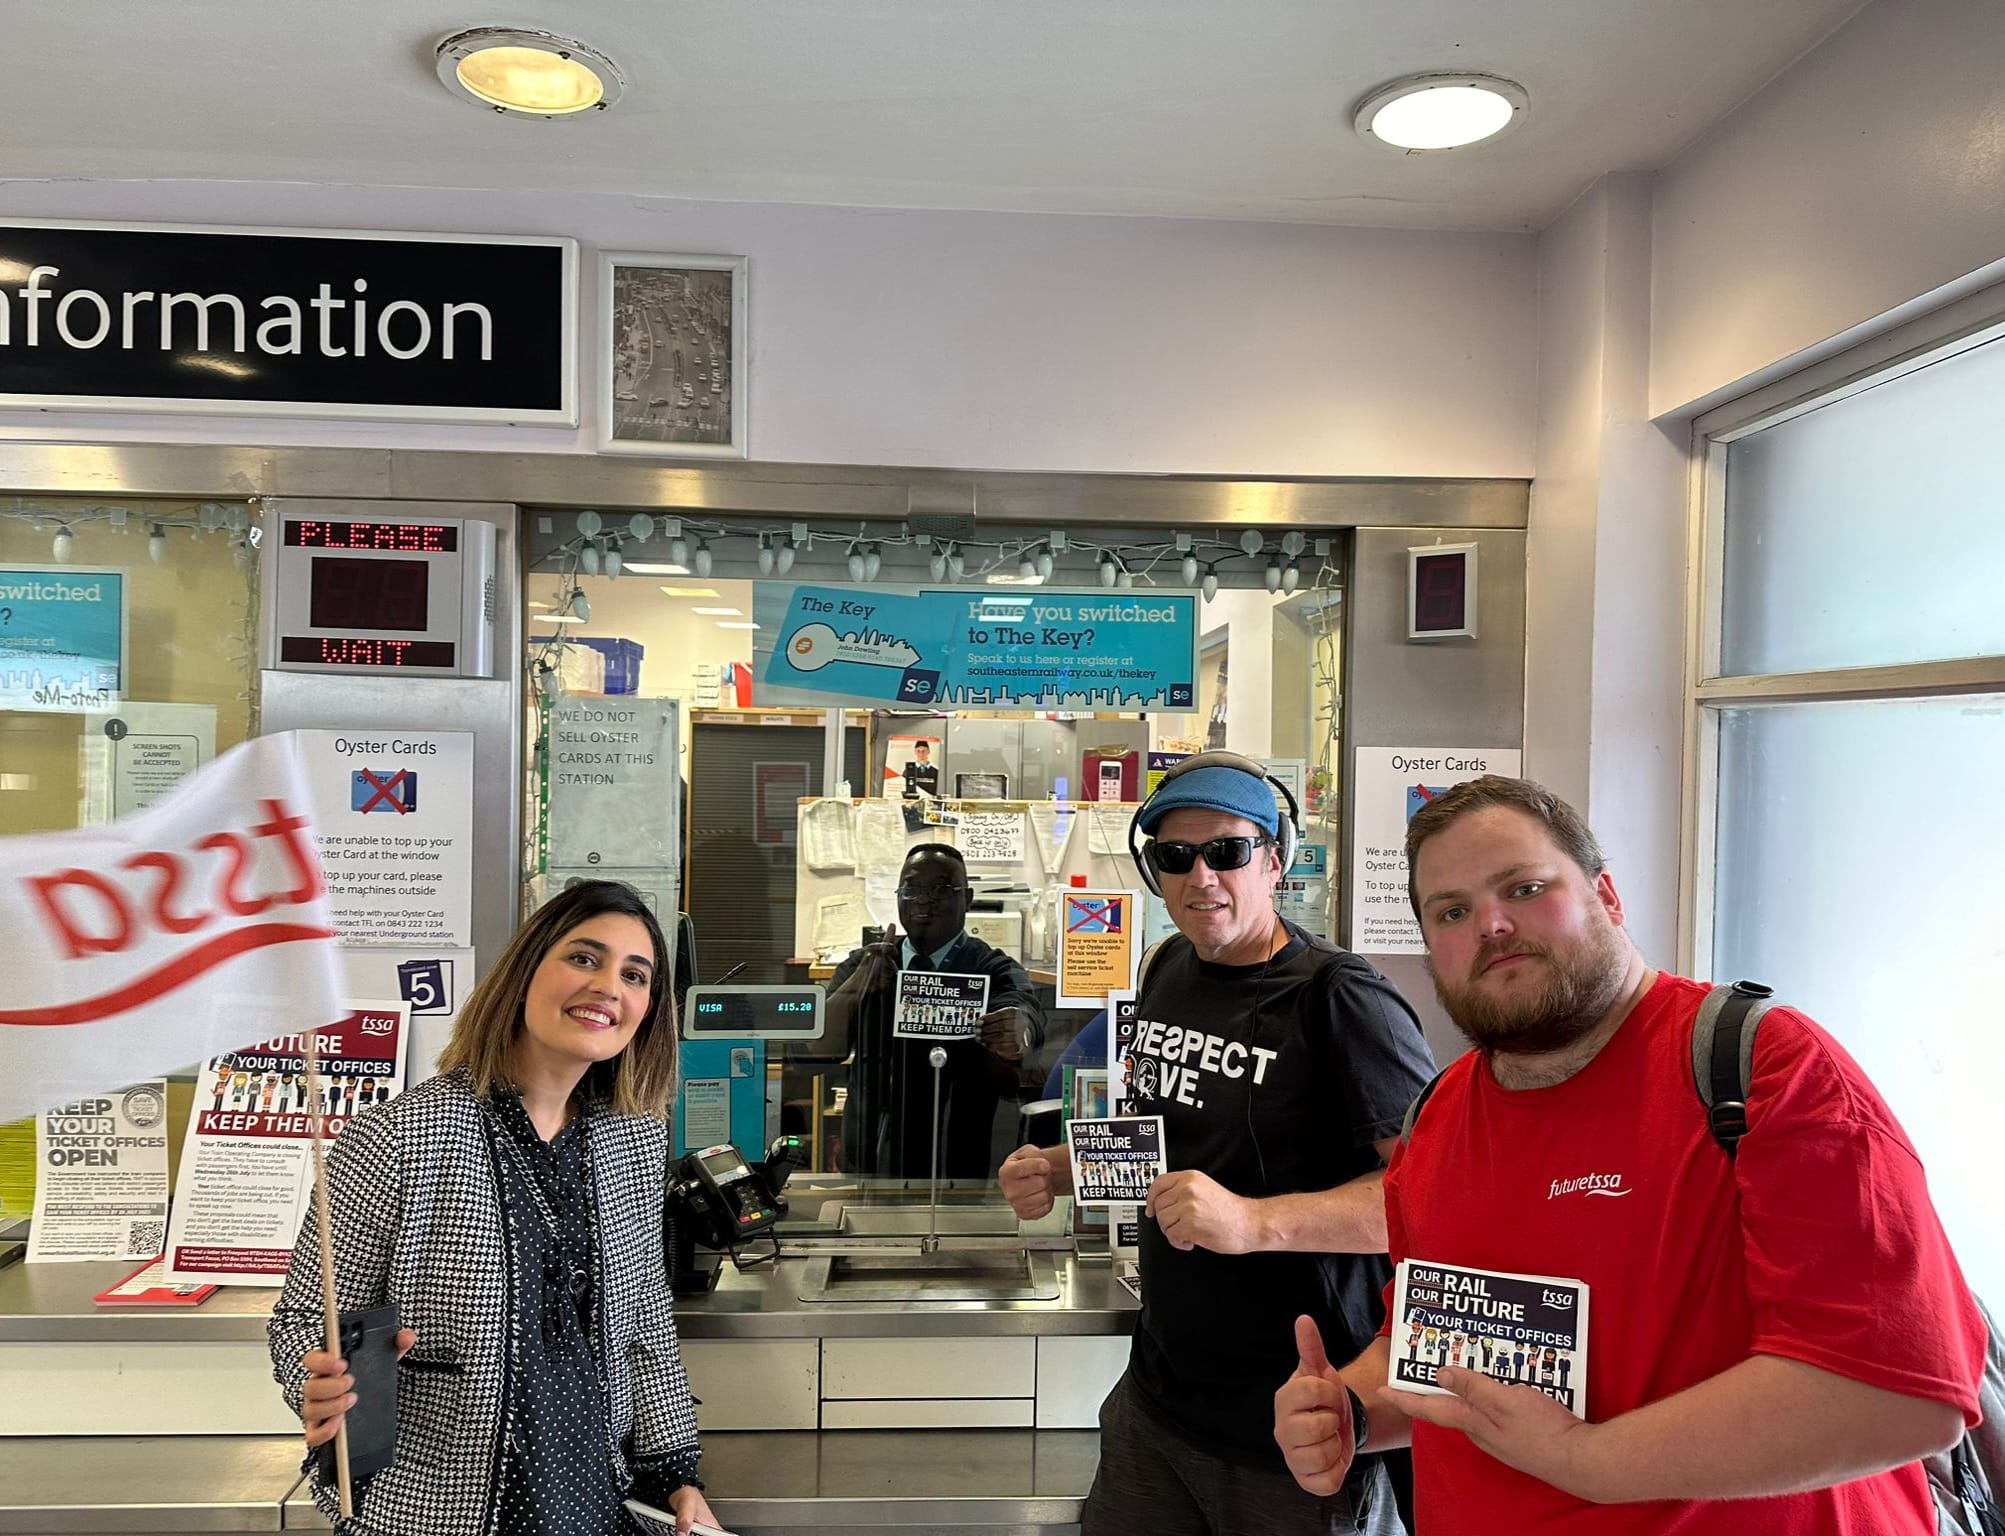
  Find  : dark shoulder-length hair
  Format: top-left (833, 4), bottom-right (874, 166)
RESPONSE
top-left (436, 879), bottom-right (677, 1118)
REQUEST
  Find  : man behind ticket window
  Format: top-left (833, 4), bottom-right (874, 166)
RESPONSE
top-left (1274, 774), bottom-right (1986, 1534)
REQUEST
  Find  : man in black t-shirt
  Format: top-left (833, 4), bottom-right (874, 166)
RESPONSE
top-left (1001, 758), bottom-right (1434, 1536)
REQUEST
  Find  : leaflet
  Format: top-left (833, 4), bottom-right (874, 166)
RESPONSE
top-left (1067, 1114), bottom-right (1166, 1206)
top-left (892, 971), bottom-right (989, 1040)
top-left (1389, 1258), bottom-right (1589, 1417)
top-left (27, 1081), bottom-right (170, 1263)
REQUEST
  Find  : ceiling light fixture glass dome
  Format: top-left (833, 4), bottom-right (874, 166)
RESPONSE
top-left (435, 29), bottom-right (625, 121)
top-left (1355, 73), bottom-right (1527, 152)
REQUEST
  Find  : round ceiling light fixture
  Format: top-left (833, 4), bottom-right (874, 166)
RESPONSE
top-left (1354, 73), bottom-right (1527, 152)
top-left (435, 29), bottom-right (625, 120)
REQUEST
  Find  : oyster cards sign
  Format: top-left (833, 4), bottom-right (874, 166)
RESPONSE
top-left (0, 220), bottom-right (575, 422)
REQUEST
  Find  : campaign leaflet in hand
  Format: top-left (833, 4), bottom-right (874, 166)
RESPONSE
top-left (892, 971), bottom-right (989, 1040)
top-left (1389, 1258), bottom-right (1590, 1418)
top-left (1067, 1114), bottom-right (1166, 1207)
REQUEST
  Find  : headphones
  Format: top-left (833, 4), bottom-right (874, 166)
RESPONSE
top-left (1127, 750), bottom-right (1303, 898)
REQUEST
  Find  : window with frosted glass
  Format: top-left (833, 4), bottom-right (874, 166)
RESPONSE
top-left (1713, 696), bottom-right (2005, 1303)
top-left (1720, 333), bottom-right (2005, 677)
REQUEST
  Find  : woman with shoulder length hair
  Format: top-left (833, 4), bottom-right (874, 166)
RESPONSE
top-left (269, 879), bottom-right (714, 1536)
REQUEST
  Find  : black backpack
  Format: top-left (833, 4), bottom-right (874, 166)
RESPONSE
top-left (1400, 979), bottom-right (2004, 1536)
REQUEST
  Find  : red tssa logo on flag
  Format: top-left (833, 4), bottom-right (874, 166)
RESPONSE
top-left (5, 798), bottom-right (329, 1026)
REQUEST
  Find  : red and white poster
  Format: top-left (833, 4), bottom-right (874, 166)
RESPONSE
top-left (162, 1000), bottom-right (409, 1286)
top-left (0, 732), bottom-right (346, 1125)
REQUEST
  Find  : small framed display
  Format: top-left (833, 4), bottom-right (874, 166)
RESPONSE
top-left (599, 253), bottom-right (747, 458)
top-left (1406, 542), bottom-right (1479, 641)
top-left (954, 771), bottom-right (1009, 799)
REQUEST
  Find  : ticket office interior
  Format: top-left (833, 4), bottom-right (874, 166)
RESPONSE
top-left (519, 500), bottom-right (1523, 1201)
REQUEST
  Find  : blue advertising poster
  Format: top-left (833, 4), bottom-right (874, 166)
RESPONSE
top-left (756, 585), bottom-right (1198, 710)
top-left (0, 567), bottom-right (125, 711)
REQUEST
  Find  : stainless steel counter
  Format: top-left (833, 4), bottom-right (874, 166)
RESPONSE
top-left (0, 1429), bottom-right (1100, 1534)
top-left (0, 1253), bottom-right (1138, 1344)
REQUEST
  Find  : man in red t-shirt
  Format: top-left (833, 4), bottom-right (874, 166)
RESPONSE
top-left (1273, 775), bottom-right (1987, 1534)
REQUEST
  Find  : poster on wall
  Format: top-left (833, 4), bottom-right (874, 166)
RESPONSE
top-left (882, 733), bottom-right (943, 799)
top-left (80, 702), bottom-right (216, 823)
top-left (163, 1001), bottom-right (409, 1286)
top-left (755, 585), bottom-right (1199, 713)
top-left (1056, 890), bottom-right (1141, 1008)
top-left (546, 697), bottom-right (680, 870)
top-left (340, 947), bottom-right (474, 1084)
top-left (0, 566), bottom-right (125, 712)
top-left (26, 1081), bottom-right (170, 1263)
top-left (1349, 747), bottom-right (1522, 954)
top-left (297, 729), bottom-right (474, 948)
top-left (1276, 843), bottom-right (1330, 939)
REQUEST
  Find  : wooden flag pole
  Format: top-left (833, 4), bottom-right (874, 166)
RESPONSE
top-left (301, 1024), bottom-right (353, 1519)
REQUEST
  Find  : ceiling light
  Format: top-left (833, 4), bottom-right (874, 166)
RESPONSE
top-left (1355, 73), bottom-right (1527, 152)
top-left (435, 29), bottom-right (624, 120)
top-left (658, 585), bottom-right (720, 598)
top-left (715, 621), bottom-right (760, 631)
top-left (624, 563), bottom-right (691, 576)
top-left (692, 607), bottom-right (743, 616)
top-left (534, 611), bottom-right (586, 624)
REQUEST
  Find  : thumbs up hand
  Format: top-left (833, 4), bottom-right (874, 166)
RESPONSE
top-left (1274, 1315), bottom-right (1358, 1496)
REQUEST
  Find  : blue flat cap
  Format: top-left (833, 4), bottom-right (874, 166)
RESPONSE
top-left (1137, 764), bottom-right (1280, 838)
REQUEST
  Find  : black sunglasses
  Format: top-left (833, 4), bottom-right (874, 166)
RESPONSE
top-left (1146, 835), bottom-right (1274, 875)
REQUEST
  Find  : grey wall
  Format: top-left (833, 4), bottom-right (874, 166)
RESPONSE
top-left (1341, 525), bottom-right (1526, 1064)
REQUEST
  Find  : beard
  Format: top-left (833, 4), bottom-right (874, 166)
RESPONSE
top-left (1429, 914), bottom-right (1631, 1055)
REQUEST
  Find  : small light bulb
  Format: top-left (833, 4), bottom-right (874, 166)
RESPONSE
top-left (669, 536), bottom-right (689, 566)
top-left (846, 545), bottom-right (865, 581)
top-left (1281, 558), bottom-right (1300, 593)
top-left (1264, 556), bottom-right (1282, 593)
top-left (580, 539), bottom-right (601, 576)
top-left (1118, 568), bottom-right (1134, 589)
top-left (758, 538), bottom-right (776, 576)
top-left (52, 527), bottom-right (74, 563)
top-left (693, 540), bottom-right (713, 578)
top-left (603, 538), bottom-right (623, 578)
top-left (1035, 548), bottom-right (1054, 580)
top-left (148, 524), bottom-right (167, 564)
top-left (929, 551), bottom-right (948, 582)
top-left (1202, 565), bottom-right (1219, 602)
top-left (776, 538), bottom-right (796, 574)
top-left (571, 589), bottom-right (591, 623)
top-left (1181, 553), bottom-right (1199, 585)
top-left (1019, 554), bottom-right (1037, 580)
top-left (863, 544), bottom-right (881, 581)
top-left (540, 661), bottom-right (563, 699)
top-left (1099, 556), bottom-right (1117, 588)
top-left (947, 543), bottom-right (965, 579)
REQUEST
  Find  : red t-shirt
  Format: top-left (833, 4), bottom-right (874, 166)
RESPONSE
top-left (1383, 972), bottom-right (1985, 1534)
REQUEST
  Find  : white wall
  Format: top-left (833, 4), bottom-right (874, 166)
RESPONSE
top-left (1525, 176), bottom-right (1687, 965)
top-left (1651, 0), bottom-right (2005, 416)
top-left (0, 179), bottom-right (1537, 479)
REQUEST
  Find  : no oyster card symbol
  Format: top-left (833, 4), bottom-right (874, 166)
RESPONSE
top-left (351, 768), bottom-right (417, 814)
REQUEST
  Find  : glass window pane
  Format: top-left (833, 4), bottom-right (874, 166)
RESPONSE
top-left (1721, 333), bottom-right (2005, 676)
top-left (1713, 696), bottom-right (2005, 1303)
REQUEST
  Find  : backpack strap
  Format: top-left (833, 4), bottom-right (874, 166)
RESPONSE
top-left (1691, 980), bottom-right (1777, 1157)
top-left (1400, 1070), bottom-right (1447, 1147)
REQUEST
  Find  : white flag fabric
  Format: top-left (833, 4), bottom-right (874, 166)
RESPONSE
top-left (0, 732), bottom-right (345, 1123)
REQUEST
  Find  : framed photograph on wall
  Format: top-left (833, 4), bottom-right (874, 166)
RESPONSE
top-left (598, 252), bottom-right (747, 457)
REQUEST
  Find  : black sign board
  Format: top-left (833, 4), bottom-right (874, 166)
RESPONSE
top-left (0, 220), bottom-right (574, 422)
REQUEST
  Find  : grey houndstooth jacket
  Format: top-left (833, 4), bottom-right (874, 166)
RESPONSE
top-left (268, 1069), bottom-right (701, 1536)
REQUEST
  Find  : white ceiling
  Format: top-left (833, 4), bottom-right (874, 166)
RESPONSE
top-left (5, 0), bottom-right (1869, 231)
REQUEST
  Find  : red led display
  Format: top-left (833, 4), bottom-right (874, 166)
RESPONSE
top-left (1412, 551), bottom-right (1468, 633)
top-left (280, 636), bottom-right (458, 668)
top-left (283, 520), bottom-right (459, 553)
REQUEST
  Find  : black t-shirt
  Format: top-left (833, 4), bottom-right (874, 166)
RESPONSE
top-left (1126, 920), bottom-right (1435, 1462)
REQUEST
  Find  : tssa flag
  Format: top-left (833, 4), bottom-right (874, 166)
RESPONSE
top-left (0, 732), bottom-right (345, 1122)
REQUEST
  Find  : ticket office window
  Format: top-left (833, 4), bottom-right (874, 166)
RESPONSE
top-left (1694, 322), bottom-right (2005, 1303)
top-left (0, 497), bottom-right (261, 1222)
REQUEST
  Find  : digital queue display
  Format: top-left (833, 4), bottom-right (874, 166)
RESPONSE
top-left (284, 520), bottom-right (460, 552)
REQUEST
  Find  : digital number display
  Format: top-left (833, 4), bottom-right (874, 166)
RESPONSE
top-left (309, 556), bottom-right (430, 632)
top-left (284, 520), bottom-right (459, 553)
top-left (1412, 551), bottom-right (1467, 633)
top-left (683, 986), bottom-right (826, 1040)
top-left (279, 636), bottom-right (458, 668)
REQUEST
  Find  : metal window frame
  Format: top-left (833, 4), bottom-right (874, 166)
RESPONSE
top-left (1678, 279), bottom-right (2005, 978)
